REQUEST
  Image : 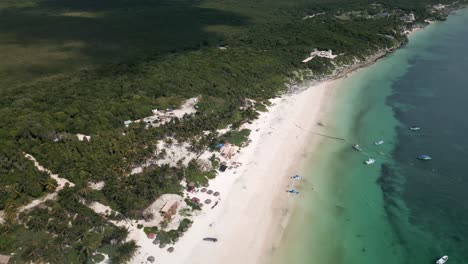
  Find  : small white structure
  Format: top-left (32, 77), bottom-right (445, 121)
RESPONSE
top-left (433, 4), bottom-right (446, 10)
top-left (302, 49), bottom-right (338, 63)
top-left (124, 120), bottom-right (133, 127)
top-left (302, 12), bottom-right (325, 20)
top-left (89, 181), bottom-right (105, 190)
top-left (129, 97), bottom-right (199, 129)
top-left (76, 134), bottom-right (91, 142)
top-left (402, 13), bottom-right (415, 23)
top-left (302, 14), bottom-right (316, 20)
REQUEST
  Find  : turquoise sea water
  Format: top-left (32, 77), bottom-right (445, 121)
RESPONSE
top-left (275, 8), bottom-right (468, 264)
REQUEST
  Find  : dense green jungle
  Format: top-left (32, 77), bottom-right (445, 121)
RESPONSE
top-left (0, 0), bottom-right (461, 262)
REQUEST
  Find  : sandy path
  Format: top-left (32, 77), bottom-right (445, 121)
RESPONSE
top-left (19, 154), bottom-right (74, 212)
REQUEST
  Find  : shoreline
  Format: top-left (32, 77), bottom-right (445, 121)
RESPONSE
top-left (128, 21), bottom-right (438, 264)
top-left (130, 80), bottom-right (339, 263)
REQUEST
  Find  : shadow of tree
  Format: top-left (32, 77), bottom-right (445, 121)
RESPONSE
top-left (0, 0), bottom-right (249, 81)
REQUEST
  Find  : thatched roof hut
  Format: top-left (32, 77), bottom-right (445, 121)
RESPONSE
top-left (196, 159), bottom-right (212, 172)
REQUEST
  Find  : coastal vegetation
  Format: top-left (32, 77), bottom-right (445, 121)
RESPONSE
top-left (0, 0), bottom-right (463, 262)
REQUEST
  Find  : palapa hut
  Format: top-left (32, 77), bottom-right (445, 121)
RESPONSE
top-left (196, 159), bottom-right (212, 172)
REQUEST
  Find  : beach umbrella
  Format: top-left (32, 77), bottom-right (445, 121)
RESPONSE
top-left (167, 247), bottom-right (175, 253)
top-left (159, 243), bottom-right (166, 248)
top-left (147, 256), bottom-right (155, 263)
top-left (201, 188), bottom-right (207, 192)
top-left (207, 190), bottom-right (213, 195)
top-left (153, 239), bottom-right (160, 245)
top-left (213, 191), bottom-right (220, 196)
top-left (187, 182), bottom-right (196, 191)
top-left (204, 199), bottom-right (212, 204)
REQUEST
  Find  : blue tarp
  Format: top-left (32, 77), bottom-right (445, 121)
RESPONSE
top-left (216, 143), bottom-right (224, 149)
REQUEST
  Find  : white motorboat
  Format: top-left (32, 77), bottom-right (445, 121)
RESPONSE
top-left (374, 140), bottom-right (384, 145)
top-left (418, 154), bottom-right (432, 160)
top-left (364, 158), bottom-right (375, 165)
top-left (409, 126), bottom-right (421, 131)
top-left (436, 255), bottom-right (448, 264)
top-left (353, 144), bottom-right (362, 151)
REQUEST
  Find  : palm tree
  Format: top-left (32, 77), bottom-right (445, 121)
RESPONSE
top-left (77, 187), bottom-right (92, 199)
top-left (79, 232), bottom-right (103, 263)
top-left (42, 242), bottom-right (62, 264)
top-left (111, 240), bottom-right (139, 264)
top-left (44, 178), bottom-right (58, 192)
top-left (28, 217), bottom-right (46, 232)
top-left (47, 219), bottom-right (67, 235)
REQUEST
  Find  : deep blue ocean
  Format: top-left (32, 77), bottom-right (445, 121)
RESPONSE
top-left (276, 8), bottom-right (468, 264)
top-left (385, 8), bottom-right (468, 263)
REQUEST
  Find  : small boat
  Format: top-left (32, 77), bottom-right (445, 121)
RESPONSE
top-left (203, 237), bottom-right (218, 242)
top-left (409, 126), bottom-right (421, 131)
top-left (287, 189), bottom-right (300, 194)
top-left (364, 158), bottom-right (375, 165)
top-left (374, 140), bottom-right (384, 145)
top-left (436, 255), bottom-right (448, 264)
top-left (291, 175), bottom-right (302, 180)
top-left (418, 154), bottom-right (432, 160)
top-left (353, 144), bottom-right (362, 151)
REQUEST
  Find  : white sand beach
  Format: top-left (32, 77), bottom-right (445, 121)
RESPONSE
top-left (129, 80), bottom-right (338, 264)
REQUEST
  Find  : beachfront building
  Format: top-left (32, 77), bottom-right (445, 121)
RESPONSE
top-left (160, 201), bottom-right (178, 221)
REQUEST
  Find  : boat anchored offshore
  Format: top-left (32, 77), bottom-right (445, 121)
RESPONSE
top-left (353, 144), bottom-right (362, 151)
top-left (374, 140), bottom-right (384, 145)
top-left (364, 158), bottom-right (375, 165)
top-left (409, 126), bottom-right (421, 131)
top-left (287, 189), bottom-right (300, 194)
top-left (436, 255), bottom-right (448, 264)
top-left (418, 154), bottom-right (432, 160)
